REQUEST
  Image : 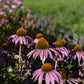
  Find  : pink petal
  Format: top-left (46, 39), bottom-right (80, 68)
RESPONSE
top-left (15, 37), bottom-right (21, 44)
top-left (19, 36), bottom-right (23, 44)
top-left (51, 71), bottom-right (59, 83)
top-left (27, 50), bottom-right (35, 58)
top-left (8, 34), bottom-right (16, 39)
top-left (33, 50), bottom-right (38, 58)
top-left (45, 73), bottom-right (50, 84)
top-left (32, 69), bottom-right (41, 79)
top-left (22, 37), bottom-right (27, 45)
top-left (52, 70), bottom-right (62, 80)
top-left (34, 49), bottom-right (40, 59)
top-left (40, 50), bottom-right (44, 60)
top-left (38, 71), bottom-right (44, 84)
top-left (12, 35), bottom-right (18, 43)
top-left (48, 72), bottom-right (54, 84)
top-left (47, 50), bottom-right (55, 61)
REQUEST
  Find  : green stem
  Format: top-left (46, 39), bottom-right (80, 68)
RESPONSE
top-left (40, 80), bottom-right (42, 84)
top-left (42, 60), bottom-right (44, 64)
top-left (19, 43), bottom-right (22, 70)
top-left (78, 59), bottom-right (82, 77)
top-left (55, 60), bottom-right (57, 70)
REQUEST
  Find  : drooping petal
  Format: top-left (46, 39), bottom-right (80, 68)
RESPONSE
top-left (12, 35), bottom-right (18, 43)
top-left (27, 50), bottom-right (35, 58)
top-left (47, 50), bottom-right (55, 60)
top-left (48, 72), bottom-right (54, 84)
top-left (45, 73), bottom-right (50, 84)
top-left (19, 36), bottom-right (23, 44)
top-left (22, 37), bottom-right (27, 45)
top-left (32, 69), bottom-right (42, 79)
top-left (34, 49), bottom-right (41, 59)
top-left (40, 50), bottom-right (44, 60)
top-left (38, 71), bottom-right (44, 84)
top-left (15, 37), bottom-right (20, 44)
top-left (8, 34), bottom-right (16, 39)
top-left (51, 71), bottom-right (59, 83)
top-left (52, 70), bottom-right (62, 80)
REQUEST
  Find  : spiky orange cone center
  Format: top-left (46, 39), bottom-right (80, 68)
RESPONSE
top-left (60, 70), bottom-right (70, 79)
top-left (54, 40), bottom-right (62, 47)
top-left (36, 38), bottom-right (49, 49)
top-left (36, 33), bottom-right (43, 38)
top-left (41, 63), bottom-right (53, 73)
top-left (74, 45), bottom-right (82, 51)
top-left (61, 39), bottom-right (67, 46)
top-left (16, 28), bottom-right (27, 36)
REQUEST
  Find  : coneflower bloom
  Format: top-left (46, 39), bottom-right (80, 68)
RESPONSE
top-left (27, 7), bottom-right (33, 12)
top-left (69, 45), bottom-right (84, 61)
top-left (27, 38), bottom-right (60, 62)
top-left (60, 70), bottom-right (82, 84)
top-left (0, 8), bottom-right (5, 15)
top-left (9, 28), bottom-right (33, 46)
top-left (53, 40), bottom-right (68, 58)
top-left (32, 63), bottom-right (62, 84)
top-left (61, 38), bottom-right (67, 46)
top-left (0, 43), bottom-right (8, 54)
top-left (33, 33), bottom-right (43, 44)
top-left (14, 0), bottom-right (22, 5)
top-left (11, 4), bottom-right (17, 9)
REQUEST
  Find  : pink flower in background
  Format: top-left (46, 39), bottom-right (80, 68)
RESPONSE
top-left (14, 0), bottom-right (22, 5)
top-left (32, 63), bottom-right (62, 84)
top-left (11, 4), bottom-right (17, 9)
top-left (19, 4), bottom-right (25, 9)
top-left (4, 5), bottom-right (9, 8)
top-left (0, 8), bottom-right (5, 15)
top-left (27, 7), bottom-right (33, 12)
top-left (0, 0), bottom-right (3, 3)
top-left (9, 28), bottom-right (33, 46)
top-left (6, 0), bottom-right (11, 4)
top-left (0, 24), bottom-right (2, 27)
top-left (9, 9), bottom-right (13, 13)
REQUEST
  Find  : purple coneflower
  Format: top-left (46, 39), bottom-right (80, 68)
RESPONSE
top-left (9, 28), bottom-right (33, 46)
top-left (19, 4), bottom-right (25, 9)
top-left (27, 7), bottom-right (33, 12)
top-left (13, 0), bottom-right (22, 5)
top-left (0, 8), bottom-right (5, 15)
top-left (9, 9), bottom-right (13, 13)
top-left (33, 33), bottom-right (43, 44)
top-left (11, 4), bottom-right (17, 9)
top-left (32, 63), bottom-right (62, 84)
top-left (9, 28), bottom-right (33, 69)
top-left (27, 38), bottom-right (59, 63)
top-left (53, 40), bottom-right (68, 70)
top-left (53, 40), bottom-right (68, 58)
top-left (0, 43), bottom-right (9, 54)
top-left (70, 45), bottom-right (84, 61)
top-left (60, 70), bottom-right (82, 84)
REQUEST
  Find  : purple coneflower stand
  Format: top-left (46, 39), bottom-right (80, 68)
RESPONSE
top-left (53, 40), bottom-right (68, 70)
top-left (70, 45), bottom-right (84, 78)
top-left (9, 28), bottom-right (33, 70)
